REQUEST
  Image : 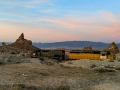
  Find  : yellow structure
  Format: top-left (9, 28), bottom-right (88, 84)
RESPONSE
top-left (69, 51), bottom-right (115, 60)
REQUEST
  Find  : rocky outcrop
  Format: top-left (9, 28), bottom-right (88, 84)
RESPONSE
top-left (10, 33), bottom-right (39, 51)
top-left (83, 46), bottom-right (92, 51)
top-left (2, 42), bottom-right (6, 47)
top-left (107, 42), bottom-right (119, 54)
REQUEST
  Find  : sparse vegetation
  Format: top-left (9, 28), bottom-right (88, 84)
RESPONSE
top-left (94, 68), bottom-right (116, 73)
top-left (12, 84), bottom-right (25, 90)
top-left (90, 64), bottom-right (97, 68)
top-left (118, 59), bottom-right (120, 61)
top-left (0, 61), bottom-right (5, 65)
top-left (0, 54), bottom-right (120, 90)
top-left (115, 67), bottom-right (120, 71)
top-left (104, 65), bottom-right (114, 68)
top-left (39, 72), bottom-right (49, 76)
top-left (56, 85), bottom-right (70, 90)
top-left (109, 60), bottom-right (115, 62)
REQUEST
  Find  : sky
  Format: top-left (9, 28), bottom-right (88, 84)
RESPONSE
top-left (0, 0), bottom-right (120, 43)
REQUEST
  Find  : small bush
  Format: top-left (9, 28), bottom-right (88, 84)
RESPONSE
top-left (10, 52), bottom-right (16, 54)
top-left (115, 67), bottom-right (120, 71)
top-left (12, 84), bottom-right (25, 90)
top-left (56, 85), bottom-right (70, 90)
top-left (95, 68), bottom-right (116, 73)
top-left (39, 72), bottom-right (49, 76)
top-left (104, 65), bottom-right (114, 68)
top-left (118, 59), bottom-right (120, 61)
top-left (0, 61), bottom-right (5, 65)
top-left (44, 60), bottom-right (55, 65)
top-left (60, 64), bottom-right (70, 68)
top-left (15, 61), bottom-right (21, 64)
top-left (90, 64), bottom-right (97, 68)
top-left (109, 60), bottom-right (114, 62)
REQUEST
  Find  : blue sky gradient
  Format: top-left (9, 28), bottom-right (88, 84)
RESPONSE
top-left (0, 0), bottom-right (120, 43)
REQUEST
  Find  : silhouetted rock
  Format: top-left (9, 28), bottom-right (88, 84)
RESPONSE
top-left (10, 33), bottom-right (39, 51)
top-left (2, 42), bottom-right (6, 47)
top-left (107, 42), bottom-right (119, 54)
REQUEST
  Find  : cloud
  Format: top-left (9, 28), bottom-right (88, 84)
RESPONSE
top-left (1, 9), bottom-right (120, 43)
top-left (0, 23), bottom-right (80, 42)
top-left (0, 0), bottom-right (56, 23)
top-left (39, 9), bottom-right (55, 13)
top-left (40, 18), bottom-right (80, 28)
top-left (0, 24), bottom-right (52, 42)
top-left (0, 0), bottom-right (55, 8)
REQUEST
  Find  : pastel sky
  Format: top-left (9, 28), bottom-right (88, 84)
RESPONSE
top-left (0, 0), bottom-right (120, 43)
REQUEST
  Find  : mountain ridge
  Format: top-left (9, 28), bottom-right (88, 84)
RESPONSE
top-left (0, 41), bottom-right (120, 49)
top-left (32, 41), bottom-right (120, 49)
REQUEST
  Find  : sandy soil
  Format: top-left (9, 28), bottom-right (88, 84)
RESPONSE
top-left (0, 57), bottom-right (120, 90)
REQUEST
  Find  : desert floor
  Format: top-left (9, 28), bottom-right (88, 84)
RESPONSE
top-left (0, 56), bottom-right (120, 90)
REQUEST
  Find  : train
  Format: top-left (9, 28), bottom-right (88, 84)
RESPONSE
top-left (69, 50), bottom-right (115, 60)
top-left (31, 49), bottom-right (116, 60)
top-left (31, 49), bottom-right (65, 60)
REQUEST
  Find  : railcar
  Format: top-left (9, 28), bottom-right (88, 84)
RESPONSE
top-left (31, 49), bottom-right (65, 60)
top-left (69, 50), bottom-right (115, 60)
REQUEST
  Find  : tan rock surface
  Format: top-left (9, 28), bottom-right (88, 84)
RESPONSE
top-left (107, 42), bottom-right (119, 54)
top-left (2, 42), bottom-right (6, 47)
top-left (10, 33), bottom-right (39, 51)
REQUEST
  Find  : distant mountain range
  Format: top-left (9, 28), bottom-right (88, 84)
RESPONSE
top-left (1, 41), bottom-right (120, 49)
top-left (33, 41), bottom-right (120, 49)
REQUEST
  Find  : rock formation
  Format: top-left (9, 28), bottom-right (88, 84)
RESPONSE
top-left (10, 33), bottom-right (39, 51)
top-left (107, 42), bottom-right (119, 54)
top-left (83, 46), bottom-right (92, 51)
top-left (2, 42), bottom-right (6, 47)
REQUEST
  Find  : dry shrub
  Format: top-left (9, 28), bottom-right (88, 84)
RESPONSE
top-left (12, 84), bottom-right (25, 90)
top-left (39, 72), bottom-right (49, 76)
top-left (90, 64), bottom-right (97, 68)
top-left (56, 85), bottom-right (70, 90)
top-left (95, 68), bottom-right (116, 73)
top-left (115, 67), bottom-right (120, 71)
top-left (109, 60), bottom-right (114, 62)
top-left (118, 59), bottom-right (120, 61)
top-left (104, 65), bottom-right (114, 68)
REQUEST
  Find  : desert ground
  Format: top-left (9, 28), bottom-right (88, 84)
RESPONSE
top-left (0, 54), bottom-right (120, 90)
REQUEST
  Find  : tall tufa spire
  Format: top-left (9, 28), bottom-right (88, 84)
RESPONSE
top-left (19, 33), bottom-right (24, 40)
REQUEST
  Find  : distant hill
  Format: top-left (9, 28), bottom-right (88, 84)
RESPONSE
top-left (32, 41), bottom-right (120, 49)
top-left (1, 41), bottom-right (120, 49)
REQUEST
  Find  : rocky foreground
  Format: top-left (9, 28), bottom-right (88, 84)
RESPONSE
top-left (0, 55), bottom-right (120, 90)
top-left (0, 33), bottom-right (120, 90)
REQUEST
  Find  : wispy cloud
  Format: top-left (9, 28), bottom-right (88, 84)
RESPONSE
top-left (41, 18), bottom-right (79, 28)
top-left (1, 8), bottom-right (120, 42)
top-left (39, 9), bottom-right (55, 13)
top-left (0, 0), bottom-right (55, 8)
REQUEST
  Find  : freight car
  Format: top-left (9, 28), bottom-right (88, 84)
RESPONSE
top-left (69, 50), bottom-right (115, 60)
top-left (31, 49), bottom-right (65, 60)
